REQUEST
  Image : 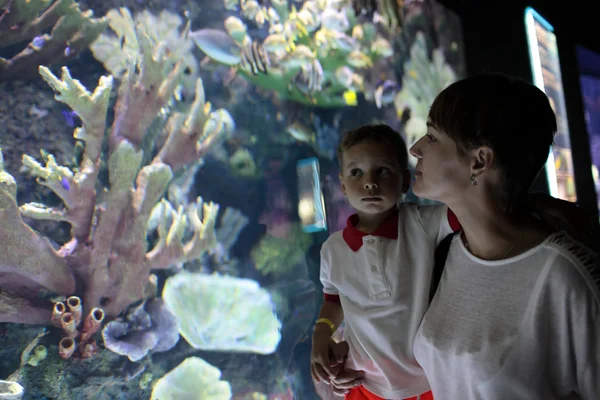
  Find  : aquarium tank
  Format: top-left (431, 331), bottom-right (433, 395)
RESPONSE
top-left (0, 0), bottom-right (465, 398)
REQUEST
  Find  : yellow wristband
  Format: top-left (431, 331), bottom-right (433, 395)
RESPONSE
top-left (315, 318), bottom-right (336, 333)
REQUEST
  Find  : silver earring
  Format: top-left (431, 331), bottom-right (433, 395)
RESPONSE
top-left (470, 174), bottom-right (478, 186)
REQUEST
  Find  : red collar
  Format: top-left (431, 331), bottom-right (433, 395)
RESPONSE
top-left (342, 211), bottom-right (399, 252)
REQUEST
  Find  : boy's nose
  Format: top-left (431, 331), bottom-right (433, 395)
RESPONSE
top-left (364, 182), bottom-right (378, 190)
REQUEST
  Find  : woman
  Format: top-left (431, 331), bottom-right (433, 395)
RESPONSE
top-left (408, 74), bottom-right (599, 399)
top-left (330, 74), bottom-right (599, 399)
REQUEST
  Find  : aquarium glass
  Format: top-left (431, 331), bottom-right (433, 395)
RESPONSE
top-left (0, 0), bottom-right (465, 398)
top-left (525, 6), bottom-right (577, 202)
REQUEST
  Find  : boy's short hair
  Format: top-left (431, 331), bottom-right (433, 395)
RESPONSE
top-left (337, 124), bottom-right (408, 170)
top-left (428, 73), bottom-right (557, 213)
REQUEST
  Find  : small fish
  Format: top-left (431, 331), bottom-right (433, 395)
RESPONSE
top-left (286, 123), bottom-right (315, 143)
top-left (64, 46), bottom-right (73, 56)
top-left (62, 110), bottom-right (78, 127)
top-left (321, 7), bottom-right (350, 32)
top-left (343, 90), bottom-right (358, 106)
top-left (374, 80), bottom-right (398, 108)
top-left (60, 176), bottom-right (70, 191)
top-left (240, 39), bottom-right (269, 75)
top-left (32, 36), bottom-right (46, 48)
top-left (353, 0), bottom-right (404, 30)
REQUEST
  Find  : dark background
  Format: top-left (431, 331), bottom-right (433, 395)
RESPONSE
top-left (437, 0), bottom-right (600, 221)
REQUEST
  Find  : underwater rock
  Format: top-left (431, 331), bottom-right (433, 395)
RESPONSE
top-left (163, 271), bottom-right (281, 354)
top-left (102, 298), bottom-right (179, 362)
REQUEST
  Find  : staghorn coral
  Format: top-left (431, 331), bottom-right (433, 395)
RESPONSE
top-left (0, 0), bottom-right (108, 81)
top-left (192, 0), bottom-right (398, 107)
top-left (0, 21), bottom-right (235, 324)
top-left (89, 7), bottom-right (199, 99)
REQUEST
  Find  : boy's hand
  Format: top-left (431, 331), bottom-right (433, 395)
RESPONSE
top-left (311, 333), bottom-right (348, 383)
top-left (331, 367), bottom-right (365, 397)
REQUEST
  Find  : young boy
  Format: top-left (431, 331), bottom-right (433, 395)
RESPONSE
top-left (311, 124), bottom-right (460, 400)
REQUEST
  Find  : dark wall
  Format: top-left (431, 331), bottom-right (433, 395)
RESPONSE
top-left (438, 0), bottom-right (599, 220)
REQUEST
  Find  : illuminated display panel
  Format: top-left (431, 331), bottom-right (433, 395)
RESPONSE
top-left (525, 7), bottom-right (577, 201)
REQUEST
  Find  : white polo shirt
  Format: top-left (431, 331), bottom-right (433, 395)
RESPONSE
top-left (320, 203), bottom-right (457, 399)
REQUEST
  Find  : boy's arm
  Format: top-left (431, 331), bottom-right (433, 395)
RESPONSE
top-left (313, 299), bottom-right (344, 337)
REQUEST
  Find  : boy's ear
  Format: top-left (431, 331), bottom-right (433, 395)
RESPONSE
top-left (338, 173), bottom-right (347, 196)
top-left (401, 169), bottom-right (411, 194)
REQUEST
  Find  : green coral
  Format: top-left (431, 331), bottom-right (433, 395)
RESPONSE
top-left (151, 357), bottom-right (232, 400)
top-left (162, 271), bottom-right (281, 354)
top-left (251, 223), bottom-right (313, 277)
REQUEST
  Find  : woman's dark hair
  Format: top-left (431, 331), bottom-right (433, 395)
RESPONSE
top-left (337, 124), bottom-right (408, 171)
top-left (428, 73), bottom-right (557, 213)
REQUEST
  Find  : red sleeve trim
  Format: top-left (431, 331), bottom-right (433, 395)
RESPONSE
top-left (324, 294), bottom-right (341, 304)
top-left (447, 208), bottom-right (462, 232)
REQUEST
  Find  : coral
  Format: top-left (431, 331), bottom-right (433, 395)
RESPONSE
top-left (0, 19), bottom-right (235, 324)
top-left (0, 380), bottom-right (24, 399)
top-left (162, 271), bottom-right (281, 354)
top-left (394, 31), bottom-right (457, 154)
top-left (26, 345), bottom-right (48, 367)
top-left (250, 223), bottom-right (313, 278)
top-left (191, 0), bottom-right (397, 107)
top-left (89, 8), bottom-right (200, 99)
top-left (151, 357), bottom-right (232, 400)
top-left (0, 0), bottom-right (108, 81)
top-left (101, 298), bottom-right (179, 362)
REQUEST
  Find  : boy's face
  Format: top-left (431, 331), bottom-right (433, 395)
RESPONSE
top-left (339, 140), bottom-right (402, 216)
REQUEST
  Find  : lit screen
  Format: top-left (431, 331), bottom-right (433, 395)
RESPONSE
top-left (296, 157), bottom-right (327, 233)
top-left (525, 7), bottom-right (577, 201)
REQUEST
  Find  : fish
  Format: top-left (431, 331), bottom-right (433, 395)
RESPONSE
top-left (62, 110), bottom-right (79, 127)
top-left (320, 7), bottom-right (350, 32)
top-left (240, 38), bottom-right (270, 75)
top-left (286, 123), bottom-right (315, 143)
top-left (374, 80), bottom-right (398, 108)
top-left (60, 176), bottom-right (70, 191)
top-left (352, 0), bottom-right (404, 30)
top-left (343, 90), bottom-right (358, 106)
top-left (32, 35), bottom-right (46, 48)
top-left (190, 29), bottom-right (243, 66)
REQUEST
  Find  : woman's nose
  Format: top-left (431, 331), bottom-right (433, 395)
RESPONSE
top-left (409, 141), bottom-right (422, 159)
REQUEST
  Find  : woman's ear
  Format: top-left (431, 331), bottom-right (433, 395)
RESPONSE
top-left (471, 146), bottom-right (494, 177)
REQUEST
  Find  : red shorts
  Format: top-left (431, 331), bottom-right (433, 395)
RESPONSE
top-left (345, 385), bottom-right (433, 400)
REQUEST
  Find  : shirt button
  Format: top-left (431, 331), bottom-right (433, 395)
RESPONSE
top-left (371, 265), bottom-right (378, 272)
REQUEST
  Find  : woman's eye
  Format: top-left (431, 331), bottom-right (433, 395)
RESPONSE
top-left (426, 134), bottom-right (437, 143)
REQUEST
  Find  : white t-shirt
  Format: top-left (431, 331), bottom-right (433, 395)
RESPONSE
top-left (320, 203), bottom-right (454, 399)
top-left (414, 232), bottom-right (600, 400)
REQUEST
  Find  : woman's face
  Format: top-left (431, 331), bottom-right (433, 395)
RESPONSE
top-left (409, 124), bottom-right (472, 202)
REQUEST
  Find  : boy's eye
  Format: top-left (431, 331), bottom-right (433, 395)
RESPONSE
top-left (349, 168), bottom-right (362, 176)
top-left (426, 134), bottom-right (437, 143)
top-left (378, 167), bottom-right (391, 176)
